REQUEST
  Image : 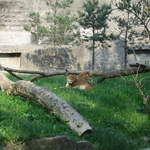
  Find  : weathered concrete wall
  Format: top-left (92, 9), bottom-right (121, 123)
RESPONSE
top-left (20, 46), bottom-right (91, 71)
top-left (20, 40), bottom-right (125, 72)
top-left (0, 0), bottom-right (33, 45)
top-left (128, 54), bottom-right (150, 66)
top-left (0, 54), bottom-right (20, 69)
top-left (95, 40), bottom-right (125, 72)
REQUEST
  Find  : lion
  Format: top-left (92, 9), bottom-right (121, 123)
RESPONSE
top-left (66, 72), bottom-right (92, 90)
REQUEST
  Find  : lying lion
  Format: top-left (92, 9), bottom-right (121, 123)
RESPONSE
top-left (65, 72), bottom-right (92, 90)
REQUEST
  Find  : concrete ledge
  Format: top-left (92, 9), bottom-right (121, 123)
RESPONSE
top-left (0, 31), bottom-right (32, 46)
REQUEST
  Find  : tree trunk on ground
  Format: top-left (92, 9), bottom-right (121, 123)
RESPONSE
top-left (1, 63), bottom-right (150, 82)
top-left (0, 73), bottom-right (92, 136)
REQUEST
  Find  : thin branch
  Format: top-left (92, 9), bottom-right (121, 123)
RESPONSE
top-left (7, 71), bottom-right (24, 80)
top-left (0, 65), bottom-right (49, 75)
top-left (126, 8), bottom-right (150, 39)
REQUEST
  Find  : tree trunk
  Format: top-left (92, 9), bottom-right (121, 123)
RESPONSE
top-left (124, 11), bottom-right (129, 69)
top-left (0, 73), bottom-right (92, 136)
top-left (92, 27), bottom-right (95, 71)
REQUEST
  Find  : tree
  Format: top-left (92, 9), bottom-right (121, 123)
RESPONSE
top-left (46, 0), bottom-right (78, 45)
top-left (116, 0), bottom-right (150, 39)
top-left (114, 1), bottom-right (131, 69)
top-left (24, 12), bottom-right (49, 44)
top-left (25, 0), bottom-right (78, 45)
top-left (115, 0), bottom-right (150, 68)
top-left (78, 0), bottom-right (112, 71)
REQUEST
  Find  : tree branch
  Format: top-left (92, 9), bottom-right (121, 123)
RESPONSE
top-left (0, 65), bottom-right (54, 75)
top-left (1, 63), bottom-right (150, 82)
top-left (6, 70), bottom-right (24, 80)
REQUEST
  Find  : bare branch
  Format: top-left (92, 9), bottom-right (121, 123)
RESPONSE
top-left (6, 70), bottom-right (24, 80)
top-left (0, 65), bottom-right (49, 75)
top-left (1, 63), bottom-right (150, 82)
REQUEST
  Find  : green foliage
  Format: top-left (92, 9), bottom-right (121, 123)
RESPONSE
top-left (29, 12), bottom-right (40, 25)
top-left (25, 1), bottom-right (77, 45)
top-left (78, 0), bottom-right (112, 70)
top-left (1, 74), bottom-right (150, 150)
top-left (116, 0), bottom-right (150, 39)
top-left (47, 12), bottom-right (78, 45)
top-left (115, 0), bottom-right (150, 68)
top-left (47, 0), bottom-right (78, 45)
top-left (47, 0), bottom-right (73, 8)
top-left (24, 12), bottom-right (49, 44)
top-left (78, 0), bottom-right (111, 41)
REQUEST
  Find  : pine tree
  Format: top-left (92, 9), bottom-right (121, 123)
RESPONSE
top-left (78, 0), bottom-right (112, 70)
top-left (47, 0), bottom-right (77, 46)
top-left (115, 0), bottom-right (150, 68)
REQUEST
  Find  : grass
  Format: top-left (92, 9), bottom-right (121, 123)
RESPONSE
top-left (0, 73), bottom-right (150, 150)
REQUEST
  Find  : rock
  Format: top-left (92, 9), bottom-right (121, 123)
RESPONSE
top-left (24, 136), bottom-right (93, 150)
top-left (77, 141), bottom-right (93, 150)
top-left (0, 136), bottom-right (93, 150)
top-left (0, 142), bottom-right (25, 150)
top-left (143, 136), bottom-right (150, 144)
top-left (25, 136), bottom-right (77, 150)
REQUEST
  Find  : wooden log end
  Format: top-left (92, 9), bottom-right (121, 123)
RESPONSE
top-left (78, 125), bottom-right (92, 136)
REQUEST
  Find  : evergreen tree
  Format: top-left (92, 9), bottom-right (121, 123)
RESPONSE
top-left (78, 0), bottom-right (112, 70)
top-left (116, 0), bottom-right (150, 39)
top-left (115, 0), bottom-right (150, 68)
top-left (24, 12), bottom-right (49, 44)
top-left (47, 0), bottom-right (78, 46)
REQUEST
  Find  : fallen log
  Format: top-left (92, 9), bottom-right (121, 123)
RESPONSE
top-left (1, 63), bottom-right (150, 82)
top-left (0, 73), bottom-right (92, 136)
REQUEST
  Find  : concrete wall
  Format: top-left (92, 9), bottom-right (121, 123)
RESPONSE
top-left (20, 46), bottom-right (91, 71)
top-left (20, 40), bottom-right (125, 72)
top-left (95, 40), bottom-right (125, 72)
top-left (128, 54), bottom-right (150, 66)
top-left (0, 53), bottom-right (20, 69)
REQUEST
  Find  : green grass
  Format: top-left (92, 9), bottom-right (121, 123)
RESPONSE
top-left (0, 73), bottom-right (150, 150)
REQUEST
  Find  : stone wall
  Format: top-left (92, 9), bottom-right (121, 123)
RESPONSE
top-left (95, 40), bottom-right (125, 72)
top-left (128, 53), bottom-right (150, 66)
top-left (20, 40), bottom-right (125, 72)
top-left (0, 53), bottom-right (21, 69)
top-left (20, 46), bottom-right (91, 71)
top-left (0, 0), bottom-right (33, 46)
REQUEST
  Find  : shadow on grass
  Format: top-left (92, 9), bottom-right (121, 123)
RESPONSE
top-left (0, 94), bottom-right (77, 142)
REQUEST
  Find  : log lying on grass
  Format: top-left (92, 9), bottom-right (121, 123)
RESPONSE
top-left (1, 63), bottom-right (150, 82)
top-left (0, 73), bottom-right (92, 136)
